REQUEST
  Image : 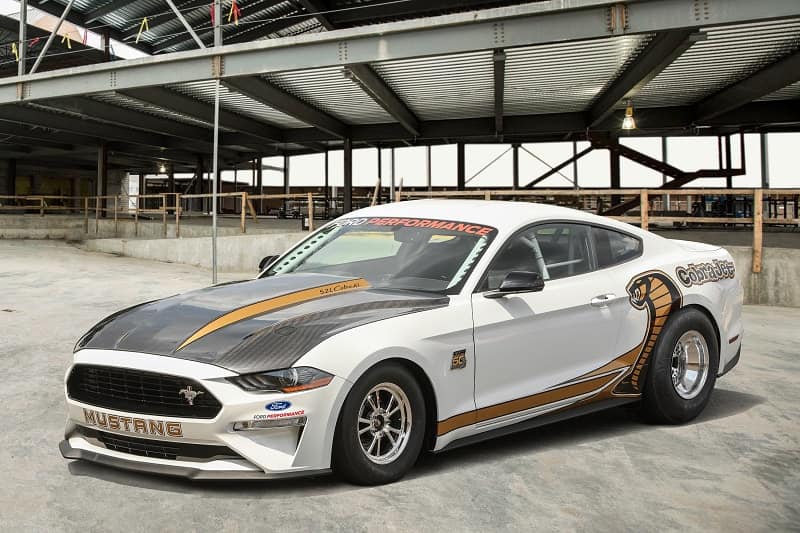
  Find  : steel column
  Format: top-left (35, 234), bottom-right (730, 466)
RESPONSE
top-left (760, 133), bottom-right (770, 189)
top-left (283, 154), bottom-right (290, 214)
top-left (17, 0), bottom-right (27, 77)
top-left (725, 135), bottom-right (733, 189)
top-left (457, 143), bottom-right (466, 190)
top-left (512, 144), bottom-right (519, 189)
top-left (426, 145), bottom-right (432, 192)
top-left (343, 139), bottom-right (353, 213)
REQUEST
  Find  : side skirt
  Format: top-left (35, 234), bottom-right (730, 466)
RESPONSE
top-left (434, 397), bottom-right (638, 453)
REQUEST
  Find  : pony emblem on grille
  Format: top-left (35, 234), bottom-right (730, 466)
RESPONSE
top-left (178, 385), bottom-right (204, 406)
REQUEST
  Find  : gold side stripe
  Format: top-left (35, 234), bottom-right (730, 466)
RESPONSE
top-left (436, 374), bottom-right (615, 436)
top-left (176, 278), bottom-right (371, 351)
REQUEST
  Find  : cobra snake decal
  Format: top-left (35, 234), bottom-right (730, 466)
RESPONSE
top-left (613, 270), bottom-right (683, 395)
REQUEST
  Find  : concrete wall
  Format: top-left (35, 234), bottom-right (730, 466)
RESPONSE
top-left (726, 246), bottom-right (800, 308)
top-left (82, 231), bottom-right (309, 274)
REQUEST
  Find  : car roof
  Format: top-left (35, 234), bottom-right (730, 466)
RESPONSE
top-left (342, 199), bottom-right (650, 237)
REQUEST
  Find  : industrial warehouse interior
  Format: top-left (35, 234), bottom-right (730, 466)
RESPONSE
top-left (0, 0), bottom-right (798, 531)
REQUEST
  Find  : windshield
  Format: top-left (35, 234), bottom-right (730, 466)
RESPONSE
top-left (263, 216), bottom-right (498, 294)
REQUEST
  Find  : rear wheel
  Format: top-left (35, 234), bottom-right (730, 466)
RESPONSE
top-left (332, 363), bottom-right (425, 485)
top-left (641, 308), bottom-right (719, 424)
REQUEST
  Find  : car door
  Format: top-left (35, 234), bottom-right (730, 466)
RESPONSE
top-left (470, 222), bottom-right (628, 427)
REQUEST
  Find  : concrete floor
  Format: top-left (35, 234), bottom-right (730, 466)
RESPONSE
top-left (1, 240), bottom-right (798, 532)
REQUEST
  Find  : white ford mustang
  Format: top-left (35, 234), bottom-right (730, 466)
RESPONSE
top-left (61, 200), bottom-right (743, 485)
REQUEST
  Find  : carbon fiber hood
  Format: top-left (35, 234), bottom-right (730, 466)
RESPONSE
top-left (78, 273), bottom-right (448, 374)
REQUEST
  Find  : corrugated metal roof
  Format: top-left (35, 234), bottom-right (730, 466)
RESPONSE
top-left (264, 67), bottom-right (395, 124)
top-left (169, 80), bottom-right (309, 129)
top-left (634, 19), bottom-right (800, 108)
top-left (91, 92), bottom-right (227, 130)
top-left (758, 80), bottom-right (800, 102)
top-left (372, 51), bottom-right (495, 121)
top-left (505, 35), bottom-right (651, 115)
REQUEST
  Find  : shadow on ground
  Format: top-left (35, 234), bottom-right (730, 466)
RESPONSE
top-left (65, 388), bottom-right (764, 496)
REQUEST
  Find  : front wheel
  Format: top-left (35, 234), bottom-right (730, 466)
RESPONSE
top-left (332, 363), bottom-right (426, 485)
top-left (641, 308), bottom-right (719, 424)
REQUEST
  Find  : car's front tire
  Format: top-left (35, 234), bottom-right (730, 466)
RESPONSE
top-left (332, 363), bottom-right (426, 485)
top-left (641, 308), bottom-right (719, 424)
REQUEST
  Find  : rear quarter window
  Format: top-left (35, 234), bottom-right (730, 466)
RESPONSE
top-left (592, 227), bottom-right (642, 268)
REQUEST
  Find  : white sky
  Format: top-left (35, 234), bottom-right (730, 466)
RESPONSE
top-left (205, 134), bottom-right (796, 189)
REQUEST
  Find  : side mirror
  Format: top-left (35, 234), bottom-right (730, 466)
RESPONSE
top-left (484, 271), bottom-right (545, 299)
top-left (258, 255), bottom-right (279, 271)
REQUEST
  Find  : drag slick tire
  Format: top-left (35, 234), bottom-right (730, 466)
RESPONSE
top-left (332, 363), bottom-right (426, 485)
top-left (642, 308), bottom-right (719, 424)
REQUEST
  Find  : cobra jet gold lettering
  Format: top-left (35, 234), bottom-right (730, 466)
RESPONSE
top-left (675, 260), bottom-right (736, 287)
top-left (82, 409), bottom-right (183, 438)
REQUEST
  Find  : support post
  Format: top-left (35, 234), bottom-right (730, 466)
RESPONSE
top-left (283, 154), bottom-right (290, 215)
top-left (162, 194), bottom-right (167, 237)
top-left (343, 138), bottom-right (353, 213)
top-left (114, 195), bottom-right (118, 236)
top-left (610, 141), bottom-right (621, 206)
top-left (175, 193), bottom-right (181, 237)
top-left (753, 188), bottom-right (763, 273)
top-left (389, 148), bottom-right (395, 202)
top-left (211, 77), bottom-right (221, 283)
top-left (512, 144), bottom-right (520, 190)
top-left (84, 197), bottom-right (88, 233)
top-left (256, 156), bottom-right (263, 215)
top-left (725, 134), bottom-right (733, 189)
top-left (572, 141), bottom-right (579, 190)
top-left (6, 159), bottom-right (16, 196)
top-left (640, 190), bottom-right (649, 231)
top-left (662, 136), bottom-right (670, 209)
top-left (376, 147), bottom-right (382, 204)
top-left (213, 0), bottom-right (222, 47)
top-left (426, 145), bottom-right (432, 192)
top-left (17, 0), bottom-right (27, 77)
top-left (97, 143), bottom-right (108, 217)
top-left (457, 143), bottom-right (466, 191)
top-left (760, 133), bottom-right (770, 188)
top-left (101, 29), bottom-right (110, 62)
top-left (240, 192), bottom-right (247, 233)
top-left (307, 191), bottom-right (314, 232)
top-left (324, 150), bottom-right (330, 216)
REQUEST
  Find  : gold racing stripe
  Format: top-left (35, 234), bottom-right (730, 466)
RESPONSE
top-left (175, 278), bottom-right (371, 351)
top-left (436, 373), bottom-right (616, 436)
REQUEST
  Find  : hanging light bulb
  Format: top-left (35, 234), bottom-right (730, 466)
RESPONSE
top-left (159, 162), bottom-right (166, 173)
top-left (621, 99), bottom-right (636, 130)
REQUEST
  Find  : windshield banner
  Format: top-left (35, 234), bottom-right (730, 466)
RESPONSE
top-left (337, 217), bottom-right (496, 237)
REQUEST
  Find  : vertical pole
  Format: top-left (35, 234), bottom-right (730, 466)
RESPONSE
top-left (753, 188), bottom-right (762, 273)
top-left (512, 143), bottom-right (519, 190)
top-left (211, 78), bottom-right (221, 284)
top-left (168, 165), bottom-right (175, 196)
top-left (389, 148), bottom-right (395, 202)
top-left (307, 191), bottom-right (314, 232)
top-left (343, 138), bottom-right (353, 213)
top-left (195, 154), bottom-right (204, 212)
top-left (256, 156), bottom-right (264, 215)
top-left (724, 134), bottom-right (733, 189)
top-left (213, 0), bottom-right (222, 46)
top-left (175, 193), bottom-right (181, 238)
top-left (760, 133), bottom-right (770, 189)
top-left (662, 136), bottom-right (670, 210)
top-left (240, 193), bottom-right (246, 234)
top-left (456, 143), bottom-right (465, 191)
top-left (162, 194), bottom-right (167, 237)
top-left (101, 29), bottom-right (111, 61)
top-left (97, 143), bottom-right (108, 217)
top-left (324, 150), bottom-right (330, 216)
top-left (283, 154), bottom-right (290, 215)
top-left (572, 141), bottom-right (579, 190)
top-left (640, 190), bottom-right (649, 231)
top-left (376, 147), bottom-right (382, 204)
top-left (426, 145), bottom-right (433, 192)
top-left (84, 197), bottom-right (88, 233)
top-left (114, 195), bottom-right (118, 236)
top-left (95, 195), bottom-right (100, 235)
top-left (17, 0), bottom-right (27, 77)
top-left (610, 139), bottom-right (621, 206)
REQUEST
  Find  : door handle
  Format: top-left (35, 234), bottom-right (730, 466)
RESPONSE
top-left (590, 294), bottom-right (616, 307)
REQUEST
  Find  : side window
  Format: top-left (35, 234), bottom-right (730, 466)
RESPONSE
top-left (532, 224), bottom-right (592, 280)
top-left (482, 223), bottom-right (592, 290)
top-left (483, 232), bottom-right (545, 290)
top-left (592, 227), bottom-right (642, 268)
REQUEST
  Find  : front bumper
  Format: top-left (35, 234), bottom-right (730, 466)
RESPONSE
top-left (62, 349), bottom-right (350, 479)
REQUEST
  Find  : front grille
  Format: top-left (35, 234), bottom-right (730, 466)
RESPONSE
top-left (84, 428), bottom-right (237, 461)
top-left (67, 364), bottom-right (222, 419)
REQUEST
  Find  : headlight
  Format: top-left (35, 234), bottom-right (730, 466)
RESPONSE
top-left (227, 367), bottom-right (333, 393)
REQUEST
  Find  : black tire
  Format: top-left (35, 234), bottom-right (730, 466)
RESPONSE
top-left (641, 308), bottom-right (719, 424)
top-left (332, 363), bottom-right (426, 485)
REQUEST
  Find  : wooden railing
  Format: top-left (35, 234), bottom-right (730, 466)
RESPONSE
top-left (2, 188), bottom-right (797, 273)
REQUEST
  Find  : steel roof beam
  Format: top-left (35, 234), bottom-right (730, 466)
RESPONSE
top-left (7, 0), bottom-right (800, 104)
top-left (223, 76), bottom-right (347, 138)
top-left (84, 0), bottom-right (141, 24)
top-left (493, 49), bottom-right (505, 137)
top-left (122, 0), bottom-right (210, 42)
top-left (120, 87), bottom-right (284, 142)
top-left (587, 29), bottom-right (705, 127)
top-left (694, 50), bottom-right (800, 121)
top-left (344, 65), bottom-right (420, 137)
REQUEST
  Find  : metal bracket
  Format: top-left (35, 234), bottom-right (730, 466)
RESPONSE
top-left (493, 22), bottom-right (505, 46)
top-left (212, 56), bottom-right (224, 78)
top-left (338, 42), bottom-right (348, 63)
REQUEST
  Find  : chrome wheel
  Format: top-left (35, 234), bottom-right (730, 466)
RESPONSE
top-left (671, 330), bottom-right (709, 400)
top-left (357, 382), bottom-right (412, 465)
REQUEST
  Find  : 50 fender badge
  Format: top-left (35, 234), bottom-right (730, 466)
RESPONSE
top-left (266, 401), bottom-right (292, 411)
top-left (451, 349), bottom-right (467, 370)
